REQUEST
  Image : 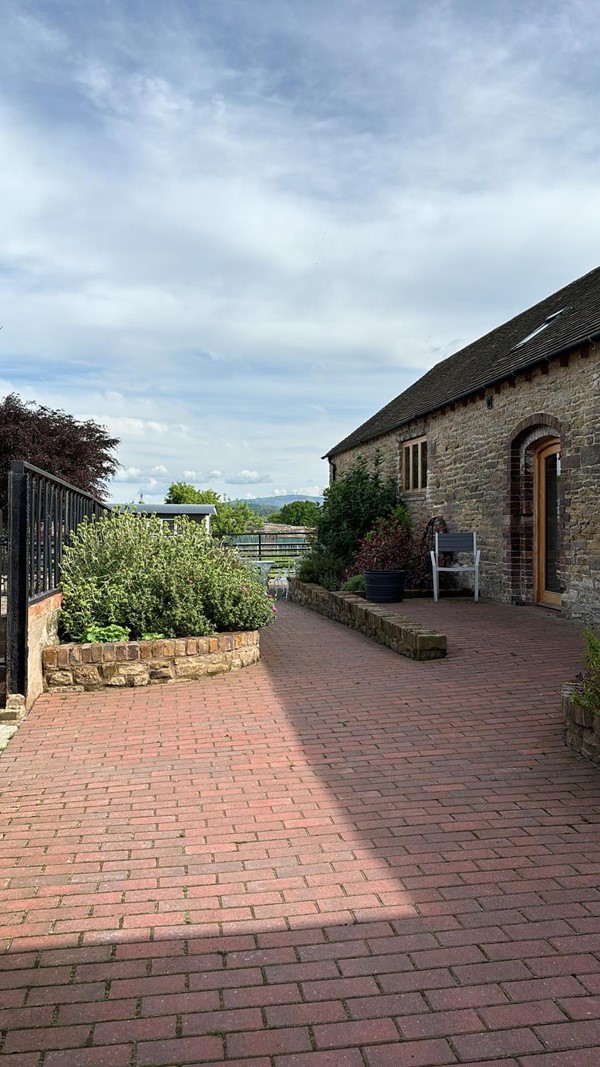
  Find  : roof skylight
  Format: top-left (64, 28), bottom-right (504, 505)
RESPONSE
top-left (512, 307), bottom-right (567, 349)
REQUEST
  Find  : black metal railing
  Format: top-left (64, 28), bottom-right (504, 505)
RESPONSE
top-left (24, 465), bottom-right (108, 601)
top-left (224, 533), bottom-right (312, 561)
top-left (7, 462), bottom-right (110, 697)
top-left (0, 509), bottom-right (7, 600)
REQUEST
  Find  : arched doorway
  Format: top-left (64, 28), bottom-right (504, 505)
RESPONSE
top-left (535, 438), bottom-right (562, 607)
top-left (507, 416), bottom-right (563, 607)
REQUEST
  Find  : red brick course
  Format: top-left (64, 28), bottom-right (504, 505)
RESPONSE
top-left (1, 597), bottom-right (599, 1063)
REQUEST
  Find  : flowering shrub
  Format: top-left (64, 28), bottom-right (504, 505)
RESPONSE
top-left (59, 512), bottom-right (275, 641)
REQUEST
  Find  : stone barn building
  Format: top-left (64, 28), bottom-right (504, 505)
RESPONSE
top-left (324, 265), bottom-right (600, 623)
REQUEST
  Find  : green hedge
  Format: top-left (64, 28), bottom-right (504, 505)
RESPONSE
top-left (59, 511), bottom-right (276, 641)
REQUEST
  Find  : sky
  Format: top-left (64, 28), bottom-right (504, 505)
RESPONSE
top-left (1, 0), bottom-right (600, 504)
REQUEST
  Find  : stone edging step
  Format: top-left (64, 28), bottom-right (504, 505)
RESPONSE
top-left (289, 579), bottom-right (447, 660)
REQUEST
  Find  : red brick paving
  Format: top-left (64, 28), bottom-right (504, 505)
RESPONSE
top-left (0, 597), bottom-right (599, 1065)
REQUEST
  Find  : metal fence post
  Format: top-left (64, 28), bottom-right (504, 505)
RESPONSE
top-left (6, 461), bottom-right (28, 699)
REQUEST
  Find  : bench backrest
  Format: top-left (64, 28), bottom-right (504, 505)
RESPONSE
top-left (435, 532), bottom-right (476, 555)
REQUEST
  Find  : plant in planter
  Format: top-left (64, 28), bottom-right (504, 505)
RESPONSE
top-left (575, 629), bottom-right (600, 713)
top-left (348, 507), bottom-right (413, 603)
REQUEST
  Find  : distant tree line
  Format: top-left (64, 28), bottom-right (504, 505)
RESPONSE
top-left (165, 482), bottom-right (256, 537)
top-left (165, 483), bottom-right (321, 534)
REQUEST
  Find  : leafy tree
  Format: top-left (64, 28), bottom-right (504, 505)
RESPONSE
top-left (213, 499), bottom-right (256, 538)
top-left (0, 393), bottom-right (119, 507)
top-left (268, 500), bottom-right (321, 526)
top-left (164, 481), bottom-right (256, 537)
top-left (166, 483), bottom-right (219, 505)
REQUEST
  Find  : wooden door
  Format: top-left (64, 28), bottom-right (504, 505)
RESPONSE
top-left (535, 440), bottom-right (562, 607)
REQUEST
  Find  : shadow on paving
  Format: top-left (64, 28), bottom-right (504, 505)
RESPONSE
top-left (0, 599), bottom-right (600, 1065)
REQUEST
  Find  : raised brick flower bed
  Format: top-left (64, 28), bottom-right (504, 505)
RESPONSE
top-left (289, 578), bottom-right (446, 660)
top-left (563, 682), bottom-right (600, 766)
top-left (42, 631), bottom-right (260, 692)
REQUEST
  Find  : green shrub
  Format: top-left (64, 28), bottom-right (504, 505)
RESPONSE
top-left (59, 512), bottom-right (275, 641)
top-left (315, 453), bottom-right (398, 567)
top-left (298, 454), bottom-right (398, 590)
top-left (575, 629), bottom-right (600, 714)
top-left (297, 549), bottom-right (344, 590)
top-left (340, 574), bottom-right (366, 594)
top-left (83, 623), bottom-right (131, 643)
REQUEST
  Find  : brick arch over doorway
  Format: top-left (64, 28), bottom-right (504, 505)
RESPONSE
top-left (506, 414), bottom-right (563, 605)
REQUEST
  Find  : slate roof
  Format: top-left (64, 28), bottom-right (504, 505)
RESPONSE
top-left (326, 264), bottom-right (600, 458)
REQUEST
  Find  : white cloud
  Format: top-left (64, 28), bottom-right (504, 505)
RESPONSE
top-left (225, 470), bottom-right (272, 485)
top-left (181, 468), bottom-right (222, 482)
top-left (1, 1), bottom-right (599, 505)
top-left (114, 466), bottom-right (142, 481)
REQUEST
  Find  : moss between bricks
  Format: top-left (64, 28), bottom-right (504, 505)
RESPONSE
top-left (289, 579), bottom-right (446, 660)
top-left (42, 631), bottom-right (260, 692)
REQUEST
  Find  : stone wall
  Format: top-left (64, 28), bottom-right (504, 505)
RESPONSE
top-left (563, 683), bottom-right (600, 766)
top-left (331, 346), bottom-right (600, 623)
top-left (26, 593), bottom-right (62, 709)
top-left (289, 579), bottom-right (446, 660)
top-left (43, 631), bottom-right (260, 692)
top-left (329, 433), bottom-right (400, 487)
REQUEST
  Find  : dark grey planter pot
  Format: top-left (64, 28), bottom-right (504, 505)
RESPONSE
top-left (364, 569), bottom-right (406, 603)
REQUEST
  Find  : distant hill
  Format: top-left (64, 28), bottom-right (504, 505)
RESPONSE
top-left (238, 494), bottom-right (324, 515)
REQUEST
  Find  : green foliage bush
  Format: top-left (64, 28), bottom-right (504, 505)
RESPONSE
top-left (297, 549), bottom-right (343, 591)
top-left (340, 574), bottom-right (366, 594)
top-left (575, 629), bottom-right (600, 713)
top-left (299, 454), bottom-right (398, 589)
top-left (59, 512), bottom-right (275, 641)
top-left (83, 624), bottom-right (130, 643)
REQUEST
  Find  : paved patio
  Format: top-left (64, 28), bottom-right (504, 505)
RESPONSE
top-left (1, 598), bottom-right (599, 1066)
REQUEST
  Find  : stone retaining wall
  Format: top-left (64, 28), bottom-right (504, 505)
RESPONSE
top-left (289, 579), bottom-right (446, 660)
top-left (563, 682), bottom-right (600, 765)
top-left (43, 631), bottom-right (260, 693)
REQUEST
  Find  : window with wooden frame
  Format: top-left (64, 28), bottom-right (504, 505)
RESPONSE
top-left (402, 436), bottom-right (428, 492)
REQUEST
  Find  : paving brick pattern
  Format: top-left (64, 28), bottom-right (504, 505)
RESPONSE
top-left (1, 597), bottom-right (599, 1065)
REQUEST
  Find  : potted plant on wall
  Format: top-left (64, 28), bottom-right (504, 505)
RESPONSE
top-left (347, 507), bottom-right (413, 603)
